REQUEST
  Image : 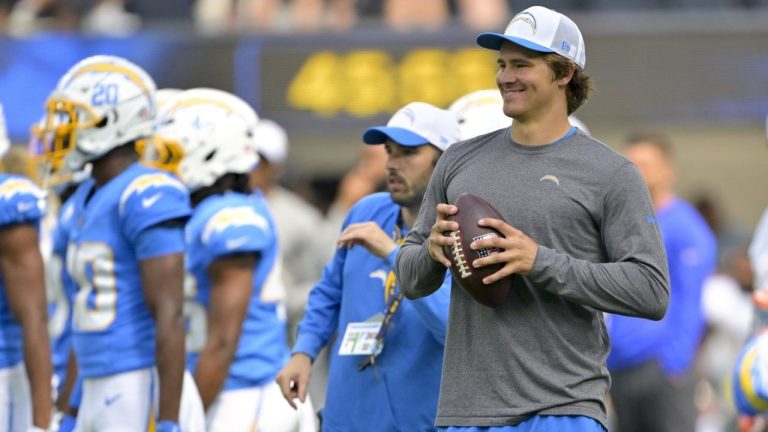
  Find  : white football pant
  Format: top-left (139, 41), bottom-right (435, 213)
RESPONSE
top-left (75, 367), bottom-right (205, 431)
top-left (0, 363), bottom-right (32, 432)
top-left (206, 380), bottom-right (316, 432)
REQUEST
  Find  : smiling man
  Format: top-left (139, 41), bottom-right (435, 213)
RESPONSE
top-left (396, 6), bottom-right (670, 432)
top-left (276, 102), bottom-right (458, 431)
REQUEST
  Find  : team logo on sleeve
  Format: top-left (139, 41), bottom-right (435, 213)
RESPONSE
top-left (118, 173), bottom-right (187, 214)
top-left (202, 206), bottom-right (269, 244)
top-left (0, 178), bottom-right (45, 201)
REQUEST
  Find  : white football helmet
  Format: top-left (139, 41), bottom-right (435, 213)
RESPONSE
top-left (156, 88), bottom-right (182, 109)
top-left (448, 89), bottom-right (511, 140)
top-left (569, 115), bottom-right (591, 135)
top-left (0, 103), bottom-right (9, 159)
top-left (40, 55), bottom-right (157, 169)
top-left (253, 119), bottom-right (288, 165)
top-left (145, 88), bottom-right (259, 192)
top-left (449, 89), bottom-right (591, 140)
top-left (135, 88), bottom-right (183, 159)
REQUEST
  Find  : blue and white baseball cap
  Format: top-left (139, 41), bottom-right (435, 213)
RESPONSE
top-left (362, 102), bottom-right (460, 151)
top-left (476, 6), bottom-right (586, 69)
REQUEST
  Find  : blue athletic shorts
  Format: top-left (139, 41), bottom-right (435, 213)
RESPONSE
top-left (439, 415), bottom-right (606, 432)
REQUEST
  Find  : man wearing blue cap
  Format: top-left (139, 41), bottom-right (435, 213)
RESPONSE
top-left (276, 102), bottom-right (457, 431)
top-left (397, 6), bottom-right (670, 432)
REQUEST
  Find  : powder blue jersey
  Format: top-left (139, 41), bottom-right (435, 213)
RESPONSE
top-left (67, 163), bottom-right (191, 378)
top-left (184, 191), bottom-right (288, 390)
top-left (0, 174), bottom-right (46, 369)
top-left (47, 197), bottom-right (78, 381)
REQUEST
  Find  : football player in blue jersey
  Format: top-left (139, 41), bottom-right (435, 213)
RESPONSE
top-left (276, 102), bottom-right (458, 431)
top-left (38, 55), bottom-right (204, 432)
top-left (30, 115), bottom-right (91, 417)
top-left (143, 88), bottom-right (315, 431)
top-left (0, 103), bottom-right (53, 430)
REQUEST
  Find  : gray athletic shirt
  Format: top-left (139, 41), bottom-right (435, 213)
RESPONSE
top-left (396, 127), bottom-right (670, 428)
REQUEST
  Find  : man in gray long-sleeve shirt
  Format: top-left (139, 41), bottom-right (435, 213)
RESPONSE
top-left (395, 5), bottom-right (670, 431)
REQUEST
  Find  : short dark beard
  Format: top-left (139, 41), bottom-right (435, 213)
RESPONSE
top-left (390, 192), bottom-right (422, 210)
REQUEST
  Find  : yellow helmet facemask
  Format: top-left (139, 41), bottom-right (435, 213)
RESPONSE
top-left (31, 98), bottom-right (102, 189)
top-left (39, 97), bottom-right (102, 167)
top-left (138, 135), bottom-right (185, 175)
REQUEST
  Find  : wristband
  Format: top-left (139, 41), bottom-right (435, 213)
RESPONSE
top-left (156, 420), bottom-right (181, 432)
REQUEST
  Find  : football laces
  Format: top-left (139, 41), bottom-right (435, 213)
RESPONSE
top-left (449, 230), bottom-right (472, 279)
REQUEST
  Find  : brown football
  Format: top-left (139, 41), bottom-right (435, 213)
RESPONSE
top-left (443, 193), bottom-right (512, 307)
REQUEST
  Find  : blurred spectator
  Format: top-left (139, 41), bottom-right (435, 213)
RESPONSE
top-left (383, 0), bottom-right (449, 31)
top-left (588, 0), bottom-right (734, 9)
top-left (323, 142), bottom-right (386, 233)
top-left (6, 0), bottom-right (768, 35)
top-left (607, 133), bottom-right (718, 432)
top-left (508, 0), bottom-right (586, 12)
top-left (81, 0), bottom-right (139, 35)
top-left (698, 246), bottom-right (754, 432)
top-left (6, 0), bottom-right (82, 35)
top-left (0, 0), bottom-right (12, 30)
top-left (124, 0), bottom-right (192, 24)
top-left (729, 115), bottom-right (768, 431)
top-left (194, 0), bottom-right (356, 34)
top-left (694, 192), bottom-right (752, 266)
top-left (455, 0), bottom-right (508, 30)
top-left (292, 0), bottom-right (356, 32)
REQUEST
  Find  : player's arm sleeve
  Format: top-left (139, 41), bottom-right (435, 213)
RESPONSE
top-left (292, 219), bottom-right (351, 361)
top-left (120, 178), bottom-right (192, 246)
top-left (0, 180), bottom-right (46, 226)
top-left (205, 224), bottom-right (270, 259)
top-left (202, 208), bottom-right (273, 294)
top-left (397, 153), bottom-right (453, 300)
top-left (134, 222), bottom-right (186, 260)
top-left (527, 162), bottom-right (671, 320)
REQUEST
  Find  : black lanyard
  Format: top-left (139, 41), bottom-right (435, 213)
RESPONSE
top-left (358, 213), bottom-right (406, 371)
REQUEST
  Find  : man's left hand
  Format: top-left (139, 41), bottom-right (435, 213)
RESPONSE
top-left (337, 222), bottom-right (397, 258)
top-left (470, 218), bottom-right (538, 284)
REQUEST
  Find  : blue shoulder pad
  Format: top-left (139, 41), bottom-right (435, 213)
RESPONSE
top-left (0, 175), bottom-right (46, 227)
top-left (202, 206), bottom-right (273, 258)
top-left (118, 172), bottom-right (191, 242)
